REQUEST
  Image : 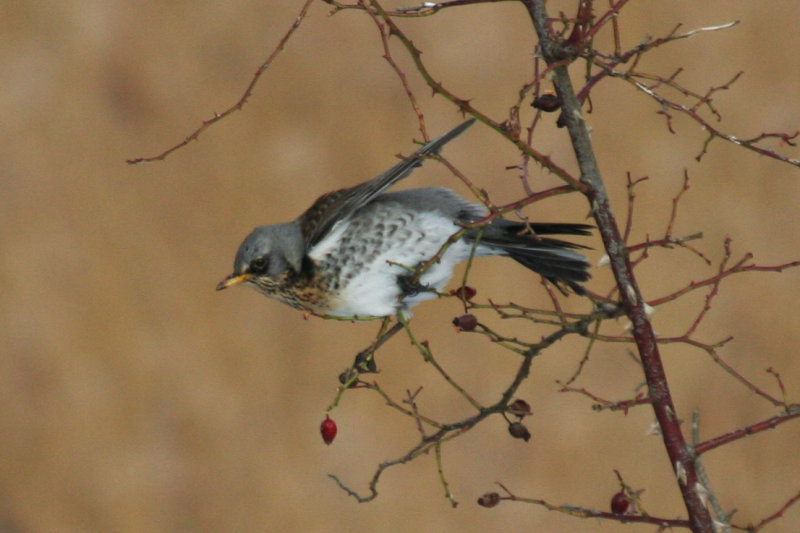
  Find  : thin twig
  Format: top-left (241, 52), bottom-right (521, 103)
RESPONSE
top-left (732, 489), bottom-right (800, 532)
top-left (492, 482), bottom-right (691, 528)
top-left (127, 0), bottom-right (315, 164)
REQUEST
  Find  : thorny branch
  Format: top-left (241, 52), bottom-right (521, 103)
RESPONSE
top-left (526, 0), bottom-right (715, 530)
top-left (332, 1), bottom-right (800, 530)
top-left (732, 489), bottom-right (800, 532)
top-left (129, 0), bottom-right (800, 529)
top-left (327, 0), bottom-right (800, 528)
top-left (622, 74), bottom-right (800, 165)
top-left (126, 0), bottom-right (315, 164)
top-left (477, 481), bottom-right (692, 528)
top-left (696, 408), bottom-right (800, 456)
top-left (580, 20), bottom-right (800, 167)
top-left (329, 311), bottom-right (605, 503)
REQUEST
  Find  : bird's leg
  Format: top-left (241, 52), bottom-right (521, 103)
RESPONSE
top-left (397, 266), bottom-right (437, 297)
top-left (397, 275), bottom-right (427, 296)
top-left (348, 317), bottom-right (404, 376)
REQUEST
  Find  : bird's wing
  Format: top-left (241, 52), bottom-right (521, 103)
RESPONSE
top-left (299, 119), bottom-right (476, 246)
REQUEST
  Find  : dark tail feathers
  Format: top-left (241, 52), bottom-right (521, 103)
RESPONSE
top-left (471, 221), bottom-right (592, 294)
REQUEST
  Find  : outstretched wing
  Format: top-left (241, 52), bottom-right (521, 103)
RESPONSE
top-left (299, 119), bottom-right (476, 247)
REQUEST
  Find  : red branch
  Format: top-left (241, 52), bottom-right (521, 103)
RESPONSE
top-left (558, 383), bottom-right (652, 413)
top-left (619, 72), bottom-right (800, 166)
top-left (732, 489), bottom-right (800, 532)
top-left (695, 409), bottom-right (800, 455)
top-left (524, 1), bottom-right (716, 530)
top-left (494, 482), bottom-right (691, 528)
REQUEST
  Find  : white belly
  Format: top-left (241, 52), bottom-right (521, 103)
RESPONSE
top-left (309, 210), bottom-right (478, 318)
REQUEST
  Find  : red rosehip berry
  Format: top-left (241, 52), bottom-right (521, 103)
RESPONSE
top-left (450, 285), bottom-right (477, 300)
top-left (320, 415), bottom-right (337, 445)
top-left (610, 491), bottom-right (630, 515)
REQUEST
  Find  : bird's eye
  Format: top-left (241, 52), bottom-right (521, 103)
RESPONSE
top-left (250, 256), bottom-right (269, 274)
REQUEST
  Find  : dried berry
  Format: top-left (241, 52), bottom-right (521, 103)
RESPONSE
top-left (449, 285), bottom-right (477, 300)
top-left (320, 415), bottom-right (338, 445)
top-left (610, 491), bottom-right (630, 515)
top-left (508, 421), bottom-right (531, 442)
top-left (452, 313), bottom-right (478, 332)
top-left (532, 92), bottom-right (560, 112)
top-left (508, 399), bottom-right (532, 418)
top-left (477, 492), bottom-right (500, 508)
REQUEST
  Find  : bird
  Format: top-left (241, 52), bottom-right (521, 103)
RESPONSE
top-left (217, 119), bottom-right (591, 321)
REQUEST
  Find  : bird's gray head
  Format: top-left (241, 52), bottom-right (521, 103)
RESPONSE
top-left (216, 222), bottom-right (305, 291)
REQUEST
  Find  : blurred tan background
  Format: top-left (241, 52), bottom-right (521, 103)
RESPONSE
top-left (2, 1), bottom-right (800, 531)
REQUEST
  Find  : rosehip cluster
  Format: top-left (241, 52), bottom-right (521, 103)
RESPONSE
top-left (506, 398), bottom-right (533, 442)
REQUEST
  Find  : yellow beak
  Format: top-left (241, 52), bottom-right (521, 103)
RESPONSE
top-left (216, 273), bottom-right (252, 291)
